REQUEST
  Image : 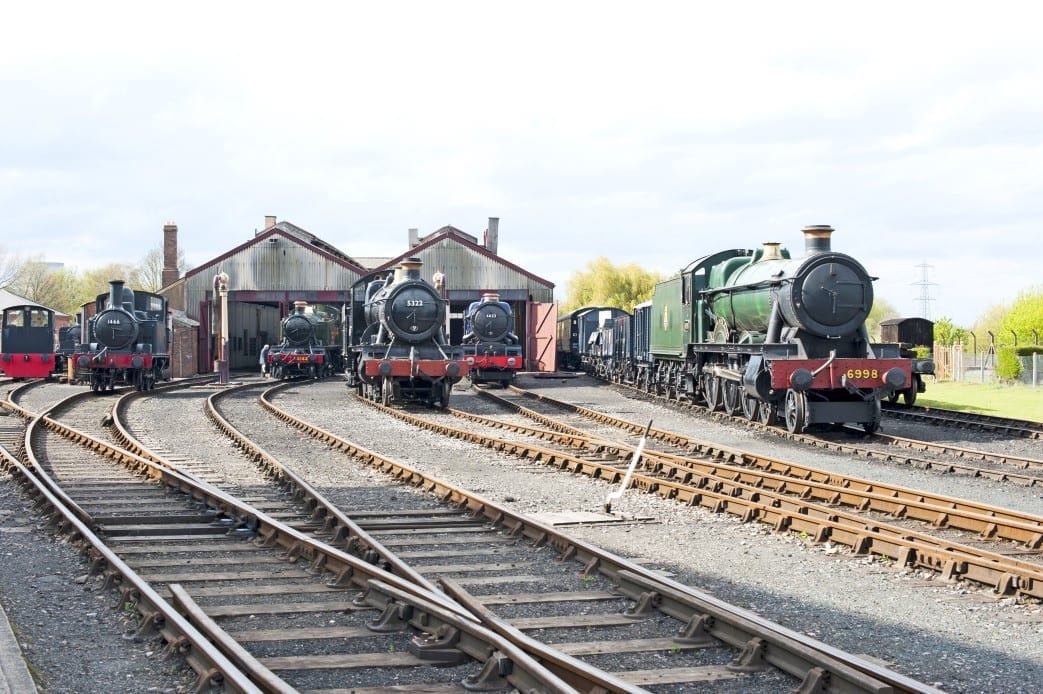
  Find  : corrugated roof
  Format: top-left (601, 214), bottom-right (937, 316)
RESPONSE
top-left (376, 228), bottom-right (553, 288)
top-left (184, 225), bottom-right (368, 281)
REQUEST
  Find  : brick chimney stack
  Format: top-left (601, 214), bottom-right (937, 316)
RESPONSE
top-left (408, 228), bottom-right (419, 248)
top-left (162, 222), bottom-right (179, 288)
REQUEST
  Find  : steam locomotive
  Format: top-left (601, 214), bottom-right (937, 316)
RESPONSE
top-left (344, 258), bottom-right (468, 407)
top-left (0, 302), bottom-right (57, 379)
top-left (266, 301), bottom-right (343, 379)
top-left (581, 225), bottom-right (930, 434)
top-left (72, 280), bottom-right (171, 392)
top-left (462, 292), bottom-right (522, 387)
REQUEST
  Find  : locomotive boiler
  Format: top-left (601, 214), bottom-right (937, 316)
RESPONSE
top-left (345, 258), bottom-right (468, 407)
top-left (74, 280), bottom-right (170, 392)
top-left (462, 292), bottom-right (522, 387)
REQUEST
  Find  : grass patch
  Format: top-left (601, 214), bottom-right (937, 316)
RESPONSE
top-left (916, 380), bottom-right (1043, 423)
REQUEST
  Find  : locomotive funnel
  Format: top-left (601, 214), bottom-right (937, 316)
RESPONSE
top-left (401, 257), bottom-right (423, 280)
top-left (108, 280), bottom-right (126, 310)
top-left (802, 225), bottom-right (834, 255)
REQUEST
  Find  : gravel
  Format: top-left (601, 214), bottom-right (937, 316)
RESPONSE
top-left (271, 375), bottom-right (1043, 694)
top-left (1, 374), bottom-right (1041, 693)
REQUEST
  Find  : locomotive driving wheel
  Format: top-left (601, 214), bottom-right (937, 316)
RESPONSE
top-left (863, 399), bottom-right (882, 435)
top-left (759, 400), bottom-right (778, 426)
top-left (740, 392), bottom-right (758, 420)
top-left (722, 380), bottom-right (740, 415)
top-left (381, 379), bottom-right (393, 406)
top-left (438, 381), bottom-right (452, 409)
top-left (783, 389), bottom-right (808, 434)
top-left (704, 374), bottom-right (721, 411)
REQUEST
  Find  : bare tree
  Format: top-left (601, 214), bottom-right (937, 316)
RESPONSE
top-left (0, 244), bottom-right (23, 288)
top-left (132, 246), bottom-right (192, 292)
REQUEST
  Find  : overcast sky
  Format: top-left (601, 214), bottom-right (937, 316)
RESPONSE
top-left (4, 2), bottom-right (1041, 326)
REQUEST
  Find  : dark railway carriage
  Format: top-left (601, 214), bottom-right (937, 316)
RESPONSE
top-left (584, 225), bottom-right (930, 435)
top-left (879, 317), bottom-right (935, 405)
top-left (0, 304), bottom-right (56, 379)
top-left (556, 306), bottom-right (630, 371)
top-left (266, 301), bottom-right (343, 379)
top-left (344, 258), bottom-right (468, 407)
top-left (72, 280), bottom-right (171, 392)
top-left (462, 292), bottom-right (522, 386)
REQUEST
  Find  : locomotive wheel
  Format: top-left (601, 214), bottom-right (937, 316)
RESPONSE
top-left (438, 381), bottom-right (452, 409)
top-left (381, 379), bottom-right (393, 406)
top-left (903, 384), bottom-right (918, 406)
top-left (741, 392), bottom-right (758, 420)
top-left (704, 375), bottom-right (721, 412)
top-left (783, 390), bottom-right (808, 434)
top-left (863, 399), bottom-right (882, 435)
top-left (722, 380), bottom-right (740, 415)
top-left (759, 401), bottom-right (778, 426)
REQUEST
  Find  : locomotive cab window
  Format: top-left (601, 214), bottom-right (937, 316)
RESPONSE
top-left (5, 309), bottom-right (23, 327)
top-left (30, 309), bottom-right (49, 328)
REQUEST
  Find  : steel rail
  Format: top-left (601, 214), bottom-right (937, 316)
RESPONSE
top-left (262, 388), bottom-right (920, 692)
top-left (18, 385), bottom-right (585, 692)
top-left (382, 391), bottom-right (1043, 599)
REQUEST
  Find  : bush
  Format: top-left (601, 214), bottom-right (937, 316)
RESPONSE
top-left (996, 346), bottom-right (1023, 382)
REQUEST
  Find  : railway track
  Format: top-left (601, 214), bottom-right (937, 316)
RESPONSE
top-left (602, 376), bottom-right (1043, 487)
top-left (0, 377), bottom-right (932, 691)
top-left (882, 401), bottom-right (1043, 439)
top-left (395, 384), bottom-right (1043, 600)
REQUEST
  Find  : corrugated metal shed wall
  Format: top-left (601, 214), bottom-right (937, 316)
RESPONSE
top-left (409, 238), bottom-right (553, 302)
top-left (184, 239), bottom-right (362, 321)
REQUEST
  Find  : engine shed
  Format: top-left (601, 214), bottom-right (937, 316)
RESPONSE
top-left (161, 216), bottom-right (556, 375)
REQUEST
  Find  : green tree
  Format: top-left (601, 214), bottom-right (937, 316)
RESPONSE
top-left (933, 317), bottom-right (968, 347)
top-left (974, 302), bottom-right (1011, 349)
top-left (865, 296), bottom-right (899, 342)
top-left (80, 263), bottom-right (139, 304)
top-left (562, 257), bottom-right (663, 314)
top-left (1000, 286), bottom-right (1043, 347)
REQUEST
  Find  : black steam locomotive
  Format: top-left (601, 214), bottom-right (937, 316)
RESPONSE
top-left (579, 226), bottom-right (930, 434)
top-left (73, 280), bottom-right (170, 392)
top-left (266, 301), bottom-right (343, 379)
top-left (344, 258), bottom-right (468, 407)
top-left (462, 292), bottom-right (522, 387)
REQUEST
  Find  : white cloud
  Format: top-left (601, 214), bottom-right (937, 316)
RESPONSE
top-left (2, 1), bottom-right (1042, 328)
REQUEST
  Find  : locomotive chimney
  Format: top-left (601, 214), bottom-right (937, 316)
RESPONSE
top-left (401, 257), bottom-right (423, 280)
top-left (109, 280), bottom-right (126, 310)
top-left (802, 225), bottom-right (834, 255)
top-left (293, 301), bottom-right (308, 313)
top-left (162, 222), bottom-right (179, 288)
top-left (486, 217), bottom-right (499, 254)
top-left (761, 242), bottom-right (783, 260)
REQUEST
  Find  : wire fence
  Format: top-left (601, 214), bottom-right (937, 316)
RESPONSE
top-left (933, 342), bottom-right (1043, 386)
